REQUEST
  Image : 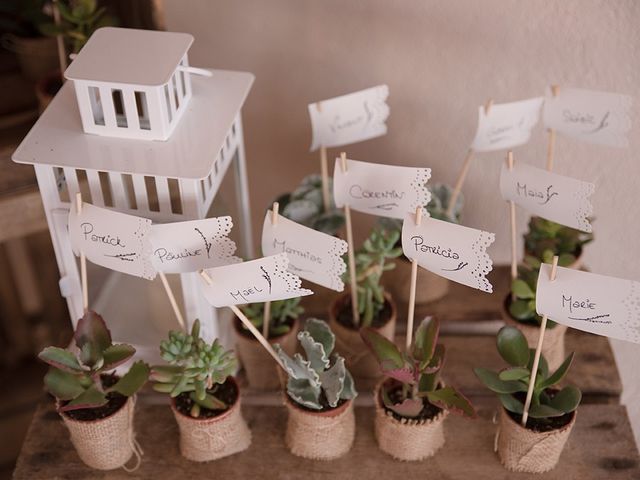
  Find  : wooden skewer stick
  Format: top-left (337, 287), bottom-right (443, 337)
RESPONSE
top-left (507, 151), bottom-right (518, 293)
top-left (340, 152), bottom-right (360, 326)
top-left (158, 272), bottom-right (186, 331)
top-left (199, 269), bottom-right (286, 371)
top-left (521, 255), bottom-right (559, 427)
top-left (75, 193), bottom-right (88, 312)
top-left (405, 206), bottom-right (422, 350)
top-left (546, 85), bottom-right (560, 172)
top-left (263, 202), bottom-right (279, 338)
top-left (317, 102), bottom-right (331, 212)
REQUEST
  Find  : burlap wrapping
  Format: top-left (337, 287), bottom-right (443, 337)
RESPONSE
top-left (384, 257), bottom-right (450, 304)
top-left (60, 396), bottom-right (140, 471)
top-left (374, 383), bottom-right (448, 461)
top-left (329, 293), bottom-right (397, 379)
top-left (284, 395), bottom-right (355, 460)
top-left (235, 317), bottom-right (299, 391)
top-left (497, 408), bottom-right (576, 473)
top-left (171, 387), bottom-right (251, 462)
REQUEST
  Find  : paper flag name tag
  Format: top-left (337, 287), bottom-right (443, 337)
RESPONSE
top-left (68, 202), bottom-right (155, 280)
top-left (471, 97), bottom-right (543, 152)
top-left (402, 215), bottom-right (495, 292)
top-left (499, 162), bottom-right (594, 233)
top-left (308, 85), bottom-right (389, 151)
top-left (150, 216), bottom-right (241, 273)
top-left (543, 87), bottom-right (632, 147)
top-left (537, 264), bottom-right (640, 344)
top-left (199, 253), bottom-right (313, 307)
top-left (261, 212), bottom-right (347, 291)
top-left (333, 158), bottom-right (431, 220)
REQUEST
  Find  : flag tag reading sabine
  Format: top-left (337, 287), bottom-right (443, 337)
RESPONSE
top-left (500, 162), bottom-right (594, 233)
top-left (402, 214), bottom-right (495, 293)
top-left (536, 264), bottom-right (640, 344)
top-left (262, 212), bottom-right (348, 291)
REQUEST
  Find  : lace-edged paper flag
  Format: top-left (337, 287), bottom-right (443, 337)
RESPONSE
top-left (261, 211), bottom-right (348, 291)
top-left (68, 202), bottom-right (155, 280)
top-left (543, 87), bottom-right (632, 148)
top-left (333, 157), bottom-right (431, 220)
top-left (537, 264), bottom-right (640, 344)
top-left (150, 216), bottom-right (241, 273)
top-left (402, 214), bottom-right (495, 293)
top-left (499, 162), bottom-right (594, 233)
top-left (308, 85), bottom-right (389, 151)
top-left (199, 253), bottom-right (313, 307)
top-left (471, 97), bottom-right (544, 152)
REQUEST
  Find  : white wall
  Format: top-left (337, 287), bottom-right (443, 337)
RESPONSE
top-left (163, 0), bottom-right (640, 441)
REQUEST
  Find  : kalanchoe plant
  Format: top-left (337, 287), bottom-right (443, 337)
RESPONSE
top-left (239, 297), bottom-right (303, 337)
top-left (38, 310), bottom-right (150, 412)
top-left (524, 217), bottom-right (593, 266)
top-left (274, 174), bottom-right (345, 235)
top-left (362, 316), bottom-right (475, 418)
top-left (345, 227), bottom-right (402, 327)
top-left (152, 320), bottom-right (237, 418)
top-left (275, 318), bottom-right (357, 410)
top-left (474, 326), bottom-right (581, 422)
top-left (509, 256), bottom-right (559, 328)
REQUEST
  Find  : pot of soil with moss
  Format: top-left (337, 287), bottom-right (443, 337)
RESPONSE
top-left (275, 319), bottom-right (357, 460)
top-left (475, 326), bottom-right (581, 473)
top-left (38, 311), bottom-right (149, 470)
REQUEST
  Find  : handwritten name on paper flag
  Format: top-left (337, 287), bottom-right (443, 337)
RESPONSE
top-left (499, 162), bottom-right (594, 233)
top-left (261, 212), bottom-right (348, 291)
top-left (150, 216), bottom-right (241, 273)
top-left (199, 253), bottom-right (313, 307)
top-left (308, 85), bottom-right (389, 151)
top-left (68, 202), bottom-right (155, 280)
top-left (471, 97), bottom-right (544, 152)
top-left (402, 214), bottom-right (496, 293)
top-left (333, 158), bottom-right (431, 220)
top-left (537, 264), bottom-right (640, 344)
top-left (543, 87), bottom-right (632, 148)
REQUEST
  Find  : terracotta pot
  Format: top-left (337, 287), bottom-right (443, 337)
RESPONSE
top-left (374, 380), bottom-right (448, 461)
top-left (170, 377), bottom-right (251, 462)
top-left (384, 256), bottom-right (450, 304)
top-left (2, 34), bottom-right (59, 81)
top-left (328, 292), bottom-right (397, 379)
top-left (497, 408), bottom-right (576, 473)
top-left (234, 317), bottom-right (299, 391)
top-left (501, 295), bottom-right (567, 371)
top-left (283, 394), bottom-right (355, 460)
top-left (59, 396), bottom-right (138, 470)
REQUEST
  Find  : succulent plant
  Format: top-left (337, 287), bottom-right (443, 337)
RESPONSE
top-left (474, 326), bottom-right (581, 422)
top-left (362, 316), bottom-right (476, 419)
top-left (509, 256), bottom-right (559, 329)
top-left (38, 310), bottom-right (150, 412)
top-left (152, 320), bottom-right (237, 418)
top-left (239, 297), bottom-right (303, 338)
top-left (273, 174), bottom-right (345, 235)
top-left (523, 217), bottom-right (593, 266)
top-left (275, 318), bottom-right (357, 410)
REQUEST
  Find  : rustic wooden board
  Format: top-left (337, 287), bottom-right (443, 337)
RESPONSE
top-left (13, 400), bottom-right (640, 479)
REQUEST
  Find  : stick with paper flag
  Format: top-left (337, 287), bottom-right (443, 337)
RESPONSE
top-left (262, 202), bottom-right (279, 338)
top-left (75, 193), bottom-right (88, 312)
top-left (339, 152), bottom-right (360, 325)
top-left (405, 206), bottom-right (422, 350)
top-left (546, 85), bottom-right (559, 171)
top-left (506, 151), bottom-right (518, 289)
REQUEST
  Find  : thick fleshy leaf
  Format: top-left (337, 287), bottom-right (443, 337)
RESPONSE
top-left (340, 369), bottom-right (357, 400)
top-left (150, 365), bottom-right (183, 383)
top-left (427, 386), bottom-right (476, 418)
top-left (274, 346), bottom-right (319, 383)
top-left (191, 391), bottom-right (226, 410)
top-left (499, 367), bottom-right (530, 382)
top-left (303, 318), bottom-right (335, 356)
top-left (102, 344), bottom-right (136, 370)
top-left (498, 393), bottom-right (524, 414)
top-left (474, 368), bottom-right (525, 394)
top-left (509, 299), bottom-right (536, 321)
top-left (38, 347), bottom-right (83, 373)
top-left (548, 385), bottom-right (581, 414)
top-left (382, 364), bottom-right (415, 384)
top-left (413, 316), bottom-right (439, 365)
top-left (528, 403), bottom-right (564, 419)
top-left (287, 378), bottom-right (322, 410)
top-left (59, 385), bottom-right (108, 411)
top-left (382, 389), bottom-right (423, 418)
top-left (539, 352), bottom-right (574, 389)
top-left (318, 357), bottom-right (346, 407)
top-left (109, 361), bottom-right (149, 396)
top-left (418, 371), bottom-right (438, 393)
top-left (512, 279), bottom-right (535, 299)
top-left (361, 327), bottom-right (404, 371)
top-left (497, 326), bottom-right (530, 367)
top-left (527, 348), bottom-right (549, 381)
top-left (74, 310), bottom-right (112, 366)
top-left (44, 369), bottom-right (85, 400)
top-left (421, 344), bottom-right (445, 374)
top-left (298, 330), bottom-right (330, 372)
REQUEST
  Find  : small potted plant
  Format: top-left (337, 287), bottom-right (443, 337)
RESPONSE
top-left (329, 226), bottom-right (401, 379)
top-left (502, 256), bottom-right (567, 370)
top-left (475, 326), bottom-right (581, 473)
top-left (523, 217), bottom-right (593, 270)
top-left (152, 320), bottom-right (251, 462)
top-left (236, 297), bottom-right (303, 390)
top-left (275, 318), bottom-right (357, 460)
top-left (38, 310), bottom-right (150, 470)
top-left (362, 316), bottom-right (476, 461)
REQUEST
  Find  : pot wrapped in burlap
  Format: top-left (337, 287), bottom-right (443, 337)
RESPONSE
top-left (171, 380), bottom-right (251, 462)
top-left (235, 317), bottom-right (299, 391)
top-left (384, 257), bottom-right (450, 305)
top-left (284, 394), bottom-right (355, 460)
top-left (329, 293), bottom-right (397, 379)
top-left (497, 408), bottom-right (576, 473)
top-left (59, 396), bottom-right (141, 471)
top-left (374, 382), bottom-right (448, 461)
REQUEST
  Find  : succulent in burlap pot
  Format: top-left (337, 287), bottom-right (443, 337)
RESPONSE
top-left (38, 311), bottom-right (150, 471)
top-left (152, 320), bottom-right (251, 462)
top-left (275, 318), bottom-right (357, 460)
top-left (363, 316), bottom-right (476, 461)
top-left (475, 326), bottom-right (581, 473)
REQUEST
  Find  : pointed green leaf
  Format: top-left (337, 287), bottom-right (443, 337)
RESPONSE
top-left (498, 393), bottom-right (524, 414)
top-left (539, 352), bottom-right (574, 389)
top-left (361, 327), bottom-right (404, 370)
top-left (44, 369), bottom-right (86, 400)
top-left (499, 367), bottom-right (530, 381)
top-left (38, 347), bottom-right (83, 373)
top-left (527, 348), bottom-right (549, 380)
top-left (509, 299), bottom-right (536, 320)
top-left (191, 391), bottom-right (226, 410)
top-left (474, 367), bottom-right (525, 394)
top-left (427, 386), bottom-right (476, 418)
top-left (548, 385), bottom-right (581, 413)
top-left (59, 385), bottom-right (108, 411)
top-left (497, 326), bottom-right (530, 367)
top-left (413, 316), bottom-right (439, 364)
top-left (101, 344), bottom-right (136, 370)
top-left (110, 361), bottom-right (149, 396)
